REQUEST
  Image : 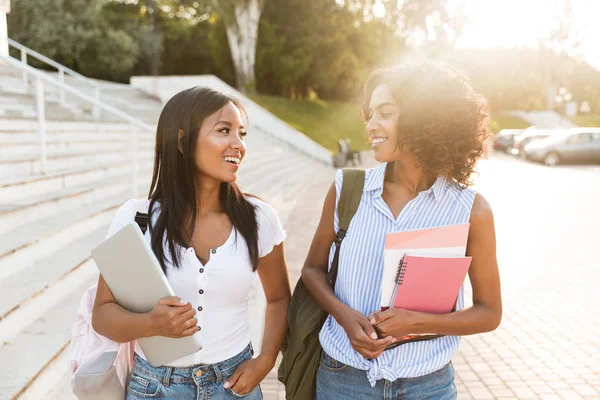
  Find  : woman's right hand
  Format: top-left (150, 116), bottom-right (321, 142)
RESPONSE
top-left (336, 305), bottom-right (395, 359)
top-left (145, 296), bottom-right (198, 338)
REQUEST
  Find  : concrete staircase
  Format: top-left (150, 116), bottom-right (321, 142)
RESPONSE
top-left (0, 56), bottom-right (333, 398)
top-left (0, 63), bottom-right (162, 123)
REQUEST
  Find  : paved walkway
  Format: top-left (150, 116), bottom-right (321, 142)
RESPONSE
top-left (48, 152), bottom-right (599, 399)
top-left (257, 152), bottom-right (600, 400)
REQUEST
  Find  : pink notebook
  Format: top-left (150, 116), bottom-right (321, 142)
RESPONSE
top-left (390, 254), bottom-right (472, 312)
top-left (381, 223), bottom-right (470, 309)
top-left (384, 254), bottom-right (472, 348)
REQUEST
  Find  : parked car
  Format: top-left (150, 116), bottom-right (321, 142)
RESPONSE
top-left (510, 127), bottom-right (566, 156)
top-left (523, 128), bottom-right (600, 166)
top-left (493, 129), bottom-right (525, 152)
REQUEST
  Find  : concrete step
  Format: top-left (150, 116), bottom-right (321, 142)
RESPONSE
top-left (0, 275), bottom-right (97, 400)
top-left (0, 139), bottom-right (154, 158)
top-left (239, 149), bottom-right (316, 193)
top-left (0, 182), bottom-right (151, 283)
top-left (0, 148), bottom-right (148, 178)
top-left (0, 119), bottom-right (139, 133)
top-left (0, 170), bottom-right (153, 235)
top-left (0, 130), bottom-right (154, 144)
top-left (0, 108), bottom-right (37, 119)
top-left (0, 156), bottom-right (154, 203)
top-left (255, 157), bottom-right (331, 225)
top-left (0, 232), bottom-right (104, 348)
top-left (0, 228), bottom-right (104, 324)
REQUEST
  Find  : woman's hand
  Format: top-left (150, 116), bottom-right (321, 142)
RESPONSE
top-left (145, 296), bottom-right (198, 338)
top-left (368, 308), bottom-right (418, 338)
top-left (336, 305), bottom-right (395, 359)
top-left (223, 355), bottom-right (273, 396)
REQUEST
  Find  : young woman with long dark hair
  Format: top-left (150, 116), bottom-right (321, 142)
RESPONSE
top-left (92, 87), bottom-right (291, 400)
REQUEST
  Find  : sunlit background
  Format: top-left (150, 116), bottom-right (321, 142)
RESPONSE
top-left (1, 1), bottom-right (600, 399)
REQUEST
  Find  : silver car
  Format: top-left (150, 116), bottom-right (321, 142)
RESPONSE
top-left (523, 128), bottom-right (600, 166)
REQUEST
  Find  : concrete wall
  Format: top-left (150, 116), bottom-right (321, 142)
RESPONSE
top-left (0, 9), bottom-right (8, 59)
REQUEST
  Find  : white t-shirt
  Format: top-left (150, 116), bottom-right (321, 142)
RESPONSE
top-left (105, 196), bottom-right (286, 366)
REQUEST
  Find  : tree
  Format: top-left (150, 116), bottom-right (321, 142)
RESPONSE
top-left (209, 0), bottom-right (265, 92)
top-left (7, 0), bottom-right (138, 81)
top-left (538, 0), bottom-right (581, 109)
top-left (256, 0), bottom-right (402, 100)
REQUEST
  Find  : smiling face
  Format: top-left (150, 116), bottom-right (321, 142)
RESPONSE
top-left (364, 84), bottom-right (403, 163)
top-left (193, 101), bottom-right (248, 184)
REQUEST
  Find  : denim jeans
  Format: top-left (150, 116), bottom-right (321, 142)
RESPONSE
top-left (316, 352), bottom-right (456, 400)
top-left (125, 344), bottom-right (262, 400)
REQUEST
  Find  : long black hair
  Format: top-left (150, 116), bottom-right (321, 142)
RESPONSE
top-left (147, 87), bottom-right (259, 273)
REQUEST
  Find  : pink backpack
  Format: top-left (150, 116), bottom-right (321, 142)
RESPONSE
top-left (68, 200), bottom-right (149, 399)
top-left (68, 284), bottom-right (135, 399)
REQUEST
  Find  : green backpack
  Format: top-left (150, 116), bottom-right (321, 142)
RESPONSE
top-left (278, 169), bottom-right (365, 400)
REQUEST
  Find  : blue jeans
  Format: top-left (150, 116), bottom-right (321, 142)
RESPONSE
top-left (125, 344), bottom-right (262, 400)
top-left (316, 352), bottom-right (456, 400)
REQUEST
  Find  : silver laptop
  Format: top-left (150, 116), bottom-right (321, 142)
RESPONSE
top-left (91, 222), bottom-right (202, 367)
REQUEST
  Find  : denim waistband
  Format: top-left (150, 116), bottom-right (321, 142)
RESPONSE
top-left (131, 344), bottom-right (253, 386)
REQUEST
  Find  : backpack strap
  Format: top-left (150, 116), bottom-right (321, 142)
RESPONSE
top-left (135, 212), bottom-right (149, 234)
top-left (327, 169), bottom-right (365, 288)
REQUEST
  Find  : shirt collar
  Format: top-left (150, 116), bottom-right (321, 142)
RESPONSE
top-left (363, 162), bottom-right (448, 202)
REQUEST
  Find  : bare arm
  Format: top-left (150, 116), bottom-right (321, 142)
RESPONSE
top-left (92, 275), bottom-right (198, 343)
top-left (257, 243), bottom-right (291, 367)
top-left (302, 183), bottom-right (394, 358)
top-left (301, 184), bottom-right (347, 317)
top-left (223, 243), bottom-right (291, 395)
top-left (371, 193), bottom-right (503, 336)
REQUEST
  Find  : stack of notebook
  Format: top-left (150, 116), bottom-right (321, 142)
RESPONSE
top-left (381, 223), bottom-right (472, 346)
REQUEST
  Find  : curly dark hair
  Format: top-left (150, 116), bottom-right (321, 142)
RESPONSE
top-left (361, 62), bottom-right (490, 188)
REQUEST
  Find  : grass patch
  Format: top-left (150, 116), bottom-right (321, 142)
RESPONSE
top-left (570, 114), bottom-right (600, 127)
top-left (248, 94), bottom-right (368, 152)
top-left (249, 93), bottom-right (531, 148)
top-left (489, 114), bottom-right (530, 133)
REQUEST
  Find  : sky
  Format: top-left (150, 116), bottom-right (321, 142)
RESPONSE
top-left (373, 0), bottom-right (600, 70)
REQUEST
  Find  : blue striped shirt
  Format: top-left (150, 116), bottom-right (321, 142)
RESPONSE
top-left (319, 162), bottom-right (477, 386)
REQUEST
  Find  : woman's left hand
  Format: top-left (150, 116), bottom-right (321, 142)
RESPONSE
top-left (368, 308), bottom-right (419, 338)
top-left (223, 355), bottom-right (273, 396)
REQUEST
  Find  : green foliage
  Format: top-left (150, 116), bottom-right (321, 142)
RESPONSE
top-left (7, 0), bottom-right (139, 81)
top-left (8, 0), bottom-right (600, 116)
top-left (570, 114), bottom-right (600, 127)
top-left (256, 0), bottom-right (402, 101)
top-left (77, 29), bottom-right (139, 80)
top-left (489, 114), bottom-right (530, 134)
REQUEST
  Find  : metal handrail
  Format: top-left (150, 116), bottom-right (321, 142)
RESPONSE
top-left (8, 38), bottom-right (94, 87)
top-left (4, 56), bottom-right (154, 131)
top-left (3, 55), bottom-right (154, 196)
top-left (8, 38), bottom-right (101, 117)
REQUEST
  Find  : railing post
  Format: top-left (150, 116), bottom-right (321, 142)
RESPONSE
top-left (35, 76), bottom-right (47, 175)
top-left (130, 127), bottom-right (138, 198)
top-left (58, 68), bottom-right (66, 106)
top-left (21, 49), bottom-right (28, 90)
top-left (92, 83), bottom-right (100, 120)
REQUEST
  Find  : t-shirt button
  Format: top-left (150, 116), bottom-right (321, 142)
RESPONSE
top-left (199, 268), bottom-right (204, 273)
top-left (199, 289), bottom-right (204, 294)
top-left (211, 249), bottom-right (217, 254)
top-left (197, 306), bottom-right (203, 311)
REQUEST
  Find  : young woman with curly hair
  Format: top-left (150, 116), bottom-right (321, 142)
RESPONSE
top-left (302, 62), bottom-right (502, 399)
